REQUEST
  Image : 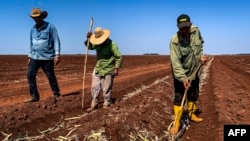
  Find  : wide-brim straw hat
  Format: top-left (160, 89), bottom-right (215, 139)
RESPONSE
top-left (29, 8), bottom-right (48, 19)
top-left (90, 27), bottom-right (110, 45)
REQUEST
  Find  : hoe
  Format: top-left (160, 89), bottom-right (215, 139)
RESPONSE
top-left (167, 61), bottom-right (204, 141)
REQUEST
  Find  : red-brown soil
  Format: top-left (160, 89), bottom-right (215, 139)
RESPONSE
top-left (0, 55), bottom-right (250, 141)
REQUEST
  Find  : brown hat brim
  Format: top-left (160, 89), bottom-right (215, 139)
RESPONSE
top-left (177, 22), bottom-right (191, 28)
top-left (30, 11), bottom-right (48, 19)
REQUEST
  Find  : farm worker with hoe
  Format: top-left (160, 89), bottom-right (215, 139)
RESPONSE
top-left (25, 8), bottom-right (61, 103)
top-left (169, 14), bottom-right (207, 135)
top-left (84, 27), bottom-right (122, 112)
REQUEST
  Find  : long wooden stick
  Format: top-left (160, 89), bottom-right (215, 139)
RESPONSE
top-left (82, 18), bottom-right (94, 109)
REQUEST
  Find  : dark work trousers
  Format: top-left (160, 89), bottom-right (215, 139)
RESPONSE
top-left (27, 58), bottom-right (60, 100)
top-left (173, 75), bottom-right (200, 106)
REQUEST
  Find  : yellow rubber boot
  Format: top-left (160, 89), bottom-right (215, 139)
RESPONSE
top-left (169, 105), bottom-right (182, 135)
top-left (188, 101), bottom-right (203, 122)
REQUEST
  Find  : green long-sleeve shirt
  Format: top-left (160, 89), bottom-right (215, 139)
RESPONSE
top-left (169, 25), bottom-right (204, 82)
top-left (88, 38), bottom-right (122, 76)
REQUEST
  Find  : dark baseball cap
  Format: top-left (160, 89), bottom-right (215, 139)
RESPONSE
top-left (177, 14), bottom-right (192, 28)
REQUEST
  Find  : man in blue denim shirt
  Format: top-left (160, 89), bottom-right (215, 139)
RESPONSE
top-left (25, 8), bottom-right (61, 103)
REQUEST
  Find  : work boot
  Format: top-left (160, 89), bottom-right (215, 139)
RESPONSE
top-left (188, 101), bottom-right (203, 122)
top-left (87, 99), bottom-right (98, 112)
top-left (169, 105), bottom-right (182, 135)
top-left (54, 95), bottom-right (61, 103)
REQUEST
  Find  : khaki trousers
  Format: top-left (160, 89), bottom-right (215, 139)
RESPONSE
top-left (91, 69), bottom-right (114, 104)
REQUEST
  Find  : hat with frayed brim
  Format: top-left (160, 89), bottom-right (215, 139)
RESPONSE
top-left (90, 27), bottom-right (110, 45)
top-left (29, 8), bottom-right (48, 19)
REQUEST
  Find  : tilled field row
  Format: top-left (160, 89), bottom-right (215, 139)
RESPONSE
top-left (210, 56), bottom-right (250, 141)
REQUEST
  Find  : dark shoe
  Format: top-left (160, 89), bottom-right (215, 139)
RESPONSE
top-left (54, 95), bottom-right (60, 103)
top-left (24, 98), bottom-right (39, 103)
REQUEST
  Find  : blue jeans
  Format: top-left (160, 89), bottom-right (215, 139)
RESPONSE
top-left (27, 58), bottom-right (60, 100)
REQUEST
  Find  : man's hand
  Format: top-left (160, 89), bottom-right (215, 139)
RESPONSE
top-left (54, 56), bottom-right (60, 66)
top-left (87, 32), bottom-right (92, 38)
top-left (84, 32), bottom-right (92, 47)
top-left (183, 80), bottom-right (190, 89)
top-left (201, 56), bottom-right (207, 65)
top-left (113, 68), bottom-right (119, 76)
